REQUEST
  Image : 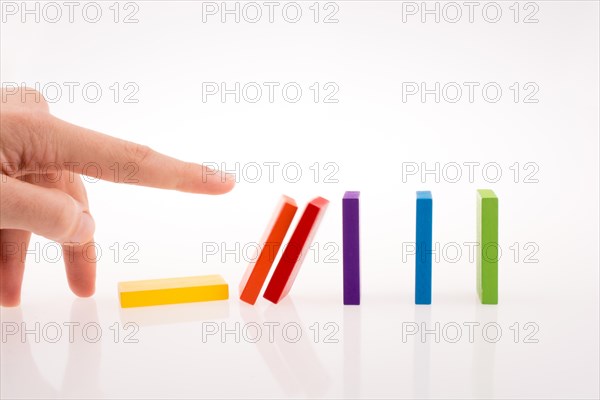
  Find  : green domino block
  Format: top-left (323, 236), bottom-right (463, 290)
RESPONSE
top-left (477, 189), bottom-right (498, 304)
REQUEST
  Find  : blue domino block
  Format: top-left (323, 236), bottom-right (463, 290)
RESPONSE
top-left (415, 191), bottom-right (432, 305)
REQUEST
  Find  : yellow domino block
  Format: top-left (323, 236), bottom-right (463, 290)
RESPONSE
top-left (118, 275), bottom-right (229, 308)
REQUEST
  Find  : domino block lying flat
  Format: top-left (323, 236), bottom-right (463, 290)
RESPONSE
top-left (477, 189), bottom-right (498, 304)
top-left (415, 191), bottom-right (432, 305)
top-left (119, 275), bottom-right (229, 308)
top-left (239, 196), bottom-right (298, 305)
top-left (343, 191), bottom-right (361, 305)
top-left (263, 197), bottom-right (329, 304)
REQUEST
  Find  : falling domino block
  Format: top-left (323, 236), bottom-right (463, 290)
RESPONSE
top-left (239, 195), bottom-right (298, 305)
top-left (477, 189), bottom-right (498, 304)
top-left (118, 275), bottom-right (229, 308)
top-left (343, 191), bottom-right (361, 305)
top-left (263, 197), bottom-right (329, 304)
top-left (415, 191), bottom-right (432, 305)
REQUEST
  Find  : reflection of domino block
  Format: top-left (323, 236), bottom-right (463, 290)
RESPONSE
top-left (343, 191), bottom-right (361, 305)
top-left (415, 191), bottom-right (432, 305)
top-left (263, 197), bottom-right (329, 304)
top-left (118, 275), bottom-right (229, 308)
top-left (477, 189), bottom-right (498, 305)
top-left (239, 196), bottom-right (298, 305)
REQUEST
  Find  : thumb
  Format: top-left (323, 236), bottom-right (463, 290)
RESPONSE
top-left (0, 175), bottom-right (95, 244)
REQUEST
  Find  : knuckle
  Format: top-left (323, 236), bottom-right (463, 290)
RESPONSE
top-left (2, 87), bottom-right (50, 112)
top-left (50, 194), bottom-right (80, 240)
top-left (1, 109), bottom-right (51, 137)
top-left (124, 142), bottom-right (153, 166)
top-left (2, 110), bottom-right (53, 155)
top-left (0, 111), bottom-right (54, 173)
top-left (26, 112), bottom-right (52, 136)
top-left (20, 87), bottom-right (50, 112)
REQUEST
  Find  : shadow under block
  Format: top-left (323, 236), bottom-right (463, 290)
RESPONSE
top-left (239, 195), bottom-right (298, 305)
top-left (263, 197), bottom-right (330, 304)
top-left (477, 189), bottom-right (498, 304)
top-left (119, 275), bottom-right (229, 308)
top-left (343, 191), bottom-right (361, 305)
top-left (415, 191), bottom-right (432, 305)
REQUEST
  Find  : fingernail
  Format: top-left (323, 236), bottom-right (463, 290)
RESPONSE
top-left (69, 212), bottom-right (95, 244)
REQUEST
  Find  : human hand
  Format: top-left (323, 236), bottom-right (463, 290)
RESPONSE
top-left (0, 88), bottom-right (235, 306)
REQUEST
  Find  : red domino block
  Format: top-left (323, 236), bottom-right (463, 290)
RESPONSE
top-left (263, 197), bottom-right (329, 304)
top-left (239, 196), bottom-right (298, 305)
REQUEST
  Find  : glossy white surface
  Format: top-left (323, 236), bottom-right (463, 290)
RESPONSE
top-left (1, 1), bottom-right (599, 398)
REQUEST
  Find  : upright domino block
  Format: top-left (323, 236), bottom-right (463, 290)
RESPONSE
top-left (263, 197), bottom-right (329, 304)
top-left (118, 275), bottom-right (228, 308)
top-left (415, 191), bottom-right (432, 305)
top-left (343, 191), bottom-right (361, 305)
top-left (239, 196), bottom-right (298, 305)
top-left (477, 189), bottom-right (498, 304)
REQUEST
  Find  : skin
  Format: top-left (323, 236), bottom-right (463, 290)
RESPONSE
top-left (0, 88), bottom-right (235, 306)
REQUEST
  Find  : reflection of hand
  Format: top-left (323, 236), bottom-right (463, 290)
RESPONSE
top-left (0, 88), bottom-right (235, 306)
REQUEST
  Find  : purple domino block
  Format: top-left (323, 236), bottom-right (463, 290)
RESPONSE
top-left (343, 191), bottom-right (361, 305)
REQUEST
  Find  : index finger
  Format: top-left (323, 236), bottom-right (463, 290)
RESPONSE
top-left (49, 116), bottom-right (235, 194)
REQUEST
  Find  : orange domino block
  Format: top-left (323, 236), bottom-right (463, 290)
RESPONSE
top-left (239, 195), bottom-right (298, 305)
top-left (119, 275), bottom-right (228, 308)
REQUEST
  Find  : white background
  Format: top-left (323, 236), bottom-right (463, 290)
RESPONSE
top-left (1, 1), bottom-right (599, 398)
